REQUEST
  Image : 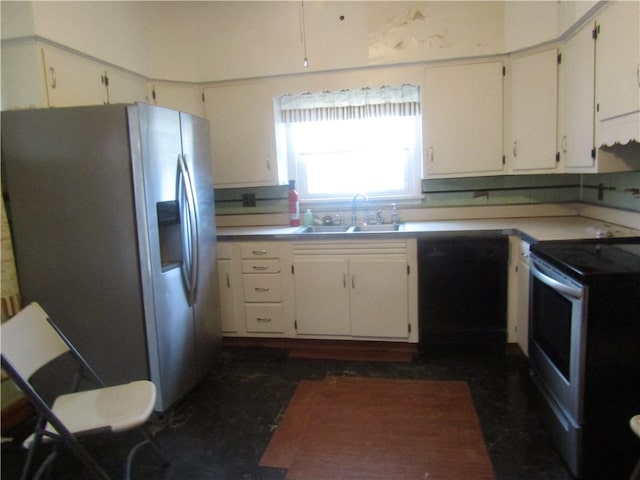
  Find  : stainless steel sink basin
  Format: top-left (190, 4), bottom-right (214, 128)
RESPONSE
top-left (352, 224), bottom-right (401, 232)
top-left (296, 225), bottom-right (353, 233)
top-left (296, 224), bottom-right (402, 234)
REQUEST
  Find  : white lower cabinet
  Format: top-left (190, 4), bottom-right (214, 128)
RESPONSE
top-left (508, 236), bottom-right (531, 356)
top-left (216, 242), bottom-right (243, 334)
top-left (240, 242), bottom-right (287, 335)
top-left (292, 258), bottom-right (351, 336)
top-left (292, 240), bottom-right (413, 340)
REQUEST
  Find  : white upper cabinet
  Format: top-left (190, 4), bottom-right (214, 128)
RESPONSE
top-left (423, 61), bottom-right (504, 177)
top-left (594, 1), bottom-right (640, 146)
top-left (150, 82), bottom-right (204, 118)
top-left (41, 45), bottom-right (108, 107)
top-left (106, 69), bottom-right (149, 105)
top-left (203, 81), bottom-right (278, 188)
top-left (510, 48), bottom-right (559, 172)
top-left (561, 22), bottom-right (596, 170)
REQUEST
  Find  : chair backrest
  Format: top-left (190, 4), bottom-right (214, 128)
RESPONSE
top-left (1, 302), bottom-right (69, 380)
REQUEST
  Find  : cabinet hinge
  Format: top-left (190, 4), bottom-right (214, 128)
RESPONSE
top-left (591, 148), bottom-right (596, 159)
top-left (101, 74), bottom-right (109, 87)
top-left (152, 89), bottom-right (156, 101)
top-left (592, 24), bottom-right (600, 40)
top-left (557, 53), bottom-right (562, 65)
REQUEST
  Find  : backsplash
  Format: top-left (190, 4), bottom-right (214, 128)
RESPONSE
top-left (214, 171), bottom-right (640, 215)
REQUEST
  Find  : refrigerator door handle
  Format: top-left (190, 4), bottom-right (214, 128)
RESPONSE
top-left (177, 154), bottom-right (200, 305)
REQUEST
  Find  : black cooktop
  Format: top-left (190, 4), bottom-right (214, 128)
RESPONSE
top-left (531, 238), bottom-right (640, 279)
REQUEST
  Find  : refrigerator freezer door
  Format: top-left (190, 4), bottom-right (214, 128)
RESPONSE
top-left (179, 112), bottom-right (221, 378)
top-left (1, 106), bottom-right (150, 387)
top-left (130, 104), bottom-right (198, 411)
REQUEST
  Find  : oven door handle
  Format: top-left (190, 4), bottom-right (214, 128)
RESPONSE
top-left (531, 261), bottom-right (583, 299)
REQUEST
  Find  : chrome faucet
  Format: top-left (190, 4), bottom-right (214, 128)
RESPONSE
top-left (351, 193), bottom-right (369, 225)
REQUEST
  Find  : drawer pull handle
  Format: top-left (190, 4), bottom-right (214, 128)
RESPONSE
top-left (252, 265), bottom-right (269, 270)
top-left (257, 317), bottom-right (272, 323)
top-left (254, 287), bottom-right (270, 292)
top-left (226, 273), bottom-right (230, 288)
top-left (252, 250), bottom-right (268, 255)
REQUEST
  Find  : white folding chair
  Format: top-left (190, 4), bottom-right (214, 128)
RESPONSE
top-left (0, 302), bottom-right (169, 479)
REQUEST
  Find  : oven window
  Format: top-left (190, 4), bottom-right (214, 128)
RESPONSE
top-left (531, 279), bottom-right (573, 380)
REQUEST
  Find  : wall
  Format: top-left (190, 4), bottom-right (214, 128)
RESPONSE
top-left (214, 172), bottom-right (640, 221)
top-left (2, 1), bottom-right (601, 84)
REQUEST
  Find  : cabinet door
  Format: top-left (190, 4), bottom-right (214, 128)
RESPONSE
top-left (41, 46), bottom-right (107, 107)
top-left (106, 69), bottom-right (149, 105)
top-left (293, 259), bottom-right (350, 335)
top-left (1, 41), bottom-right (47, 109)
top-left (203, 82), bottom-right (277, 187)
top-left (511, 49), bottom-right (559, 171)
top-left (217, 259), bottom-right (240, 333)
top-left (595, 1), bottom-right (640, 144)
top-left (562, 23), bottom-right (596, 170)
top-left (349, 258), bottom-right (409, 339)
top-left (151, 82), bottom-right (204, 117)
top-left (423, 62), bottom-right (504, 176)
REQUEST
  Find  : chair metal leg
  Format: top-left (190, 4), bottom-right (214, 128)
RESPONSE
top-left (139, 427), bottom-right (170, 466)
top-left (21, 416), bottom-right (46, 480)
top-left (32, 447), bottom-right (58, 480)
top-left (62, 435), bottom-right (112, 480)
top-left (123, 427), bottom-right (170, 480)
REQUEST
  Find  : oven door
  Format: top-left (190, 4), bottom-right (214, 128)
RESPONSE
top-left (529, 256), bottom-right (586, 423)
top-left (529, 256), bottom-right (587, 476)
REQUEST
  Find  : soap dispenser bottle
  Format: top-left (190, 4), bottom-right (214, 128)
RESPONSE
top-left (303, 208), bottom-right (314, 227)
top-left (390, 203), bottom-right (400, 225)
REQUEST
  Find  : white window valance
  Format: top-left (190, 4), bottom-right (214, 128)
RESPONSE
top-left (276, 84), bottom-right (420, 123)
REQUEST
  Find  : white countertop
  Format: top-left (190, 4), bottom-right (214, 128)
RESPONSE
top-left (217, 215), bottom-right (640, 242)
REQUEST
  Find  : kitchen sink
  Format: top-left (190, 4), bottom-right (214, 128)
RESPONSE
top-left (296, 224), bottom-right (402, 234)
top-left (352, 224), bottom-right (401, 232)
top-left (296, 225), bottom-right (354, 233)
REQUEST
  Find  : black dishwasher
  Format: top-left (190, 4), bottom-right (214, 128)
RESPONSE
top-left (418, 236), bottom-right (508, 356)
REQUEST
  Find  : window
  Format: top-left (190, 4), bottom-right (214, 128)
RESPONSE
top-left (275, 85), bottom-right (422, 202)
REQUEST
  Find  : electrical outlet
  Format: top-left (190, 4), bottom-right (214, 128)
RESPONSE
top-left (242, 193), bottom-right (256, 207)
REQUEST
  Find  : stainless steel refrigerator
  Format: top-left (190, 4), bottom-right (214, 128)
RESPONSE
top-left (2, 103), bottom-right (221, 412)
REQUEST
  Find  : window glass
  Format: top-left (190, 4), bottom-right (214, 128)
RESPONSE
top-left (275, 85), bottom-right (422, 201)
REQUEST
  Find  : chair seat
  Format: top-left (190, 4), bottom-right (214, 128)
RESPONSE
top-left (631, 415), bottom-right (640, 438)
top-left (24, 380), bottom-right (156, 447)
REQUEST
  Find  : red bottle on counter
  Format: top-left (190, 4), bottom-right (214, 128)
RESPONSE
top-left (288, 180), bottom-right (300, 226)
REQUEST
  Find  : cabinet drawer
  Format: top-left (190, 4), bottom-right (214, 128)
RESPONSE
top-left (243, 274), bottom-right (282, 302)
top-left (245, 304), bottom-right (284, 333)
top-left (241, 243), bottom-right (280, 259)
top-left (242, 259), bottom-right (281, 274)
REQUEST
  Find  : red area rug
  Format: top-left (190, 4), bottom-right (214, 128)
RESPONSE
top-left (260, 376), bottom-right (495, 480)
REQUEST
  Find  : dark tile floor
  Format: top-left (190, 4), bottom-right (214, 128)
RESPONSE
top-left (2, 345), bottom-right (574, 480)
